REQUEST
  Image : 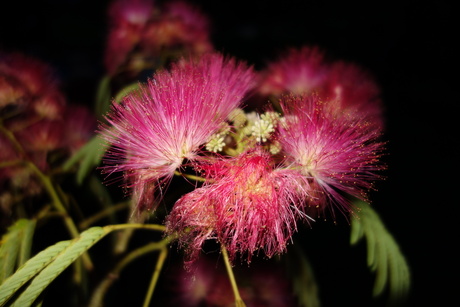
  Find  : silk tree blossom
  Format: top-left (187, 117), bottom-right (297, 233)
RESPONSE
top-left (104, 0), bottom-right (154, 75)
top-left (277, 94), bottom-right (385, 217)
top-left (257, 46), bottom-right (328, 97)
top-left (320, 61), bottom-right (385, 130)
top-left (165, 148), bottom-right (313, 265)
top-left (141, 0), bottom-right (213, 56)
top-left (256, 46), bottom-right (385, 130)
top-left (100, 53), bottom-right (256, 211)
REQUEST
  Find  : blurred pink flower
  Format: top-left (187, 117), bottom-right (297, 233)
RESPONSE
top-left (104, 0), bottom-right (213, 76)
top-left (141, 1), bottom-right (213, 55)
top-left (0, 52), bottom-right (63, 115)
top-left (256, 46), bottom-right (384, 129)
top-left (63, 104), bottom-right (97, 154)
top-left (320, 60), bottom-right (385, 129)
top-left (257, 46), bottom-right (328, 97)
top-left (277, 94), bottom-right (385, 217)
top-left (101, 53), bottom-right (255, 211)
top-left (165, 148), bottom-right (312, 265)
top-left (104, 0), bottom-right (154, 75)
top-left (0, 52), bottom-right (61, 96)
top-left (0, 74), bottom-right (28, 110)
top-left (164, 255), bottom-right (298, 306)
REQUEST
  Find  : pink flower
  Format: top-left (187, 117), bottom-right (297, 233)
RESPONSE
top-left (277, 94), bottom-right (385, 217)
top-left (103, 0), bottom-right (213, 76)
top-left (165, 148), bottom-right (312, 265)
top-left (257, 46), bottom-right (328, 97)
top-left (255, 46), bottom-right (385, 129)
top-left (163, 255), bottom-right (297, 306)
top-left (141, 1), bottom-right (213, 56)
top-left (319, 60), bottom-right (385, 129)
top-left (101, 53), bottom-right (255, 211)
top-left (0, 74), bottom-right (28, 110)
top-left (104, 0), bottom-right (154, 75)
top-left (63, 104), bottom-right (97, 154)
top-left (0, 52), bottom-right (60, 96)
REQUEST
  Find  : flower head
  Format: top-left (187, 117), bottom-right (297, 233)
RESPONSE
top-left (141, 1), bottom-right (213, 56)
top-left (256, 46), bottom-right (385, 130)
top-left (320, 61), bottom-right (385, 129)
top-left (257, 46), bottom-right (328, 97)
top-left (100, 53), bottom-right (255, 212)
top-left (0, 52), bottom-right (60, 96)
top-left (277, 94), bottom-right (385, 217)
top-left (63, 104), bottom-right (97, 154)
top-left (165, 148), bottom-right (312, 265)
top-left (104, 0), bottom-right (154, 75)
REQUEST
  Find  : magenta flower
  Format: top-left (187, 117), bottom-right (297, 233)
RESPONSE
top-left (141, 0), bottom-right (213, 56)
top-left (101, 53), bottom-right (255, 211)
top-left (165, 148), bottom-right (312, 265)
top-left (63, 104), bottom-right (97, 154)
top-left (163, 255), bottom-right (297, 306)
top-left (104, 0), bottom-right (154, 75)
top-left (320, 60), bottom-right (385, 129)
top-left (277, 94), bottom-right (385, 217)
top-left (257, 46), bottom-right (328, 97)
top-left (255, 46), bottom-right (385, 129)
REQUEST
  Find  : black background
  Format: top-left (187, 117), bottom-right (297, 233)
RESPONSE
top-left (0, 0), bottom-right (456, 306)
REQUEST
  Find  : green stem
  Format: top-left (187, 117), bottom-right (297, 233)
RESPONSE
top-left (26, 160), bottom-right (94, 270)
top-left (1, 123), bottom-right (94, 269)
top-left (143, 247), bottom-right (168, 307)
top-left (174, 171), bottom-right (206, 182)
top-left (0, 159), bottom-right (23, 169)
top-left (221, 245), bottom-right (246, 307)
top-left (113, 213), bottom-right (147, 256)
top-left (79, 201), bottom-right (131, 229)
top-left (88, 237), bottom-right (172, 307)
top-left (105, 223), bottom-right (166, 233)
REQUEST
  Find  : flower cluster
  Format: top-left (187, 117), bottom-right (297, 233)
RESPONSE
top-left (105, 0), bottom-right (213, 77)
top-left (101, 49), bottom-right (386, 264)
top-left (100, 52), bottom-right (256, 212)
top-left (0, 0), bottom-right (410, 306)
top-left (256, 46), bottom-right (385, 129)
top-left (0, 52), bottom-right (95, 210)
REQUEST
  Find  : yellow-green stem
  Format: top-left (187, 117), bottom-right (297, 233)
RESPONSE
top-left (1, 123), bottom-right (94, 270)
top-left (88, 237), bottom-right (172, 307)
top-left (79, 201), bottom-right (131, 229)
top-left (143, 247), bottom-right (168, 307)
top-left (221, 245), bottom-right (246, 307)
top-left (174, 171), bottom-right (206, 182)
top-left (25, 160), bottom-right (94, 270)
top-left (105, 223), bottom-right (166, 232)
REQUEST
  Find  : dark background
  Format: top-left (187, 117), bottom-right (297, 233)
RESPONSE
top-left (1, 0), bottom-right (455, 306)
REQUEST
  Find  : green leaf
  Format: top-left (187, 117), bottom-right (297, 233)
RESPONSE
top-left (113, 82), bottom-right (140, 104)
top-left (11, 227), bottom-right (106, 307)
top-left (285, 244), bottom-right (320, 307)
top-left (350, 200), bottom-right (411, 302)
top-left (62, 82), bottom-right (140, 185)
top-left (0, 241), bottom-right (71, 306)
top-left (0, 219), bottom-right (36, 284)
top-left (62, 135), bottom-right (107, 184)
top-left (18, 220), bottom-right (35, 268)
top-left (94, 75), bottom-right (112, 121)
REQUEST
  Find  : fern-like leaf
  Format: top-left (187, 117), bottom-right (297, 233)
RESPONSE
top-left (0, 227), bottom-right (107, 307)
top-left (10, 227), bottom-right (106, 307)
top-left (350, 200), bottom-right (411, 303)
top-left (0, 241), bottom-right (71, 306)
top-left (285, 244), bottom-right (320, 307)
top-left (0, 219), bottom-right (36, 284)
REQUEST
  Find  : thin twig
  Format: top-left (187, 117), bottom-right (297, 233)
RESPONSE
top-left (143, 247), bottom-right (168, 307)
top-left (221, 245), bottom-right (246, 307)
top-left (88, 237), bottom-right (172, 307)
